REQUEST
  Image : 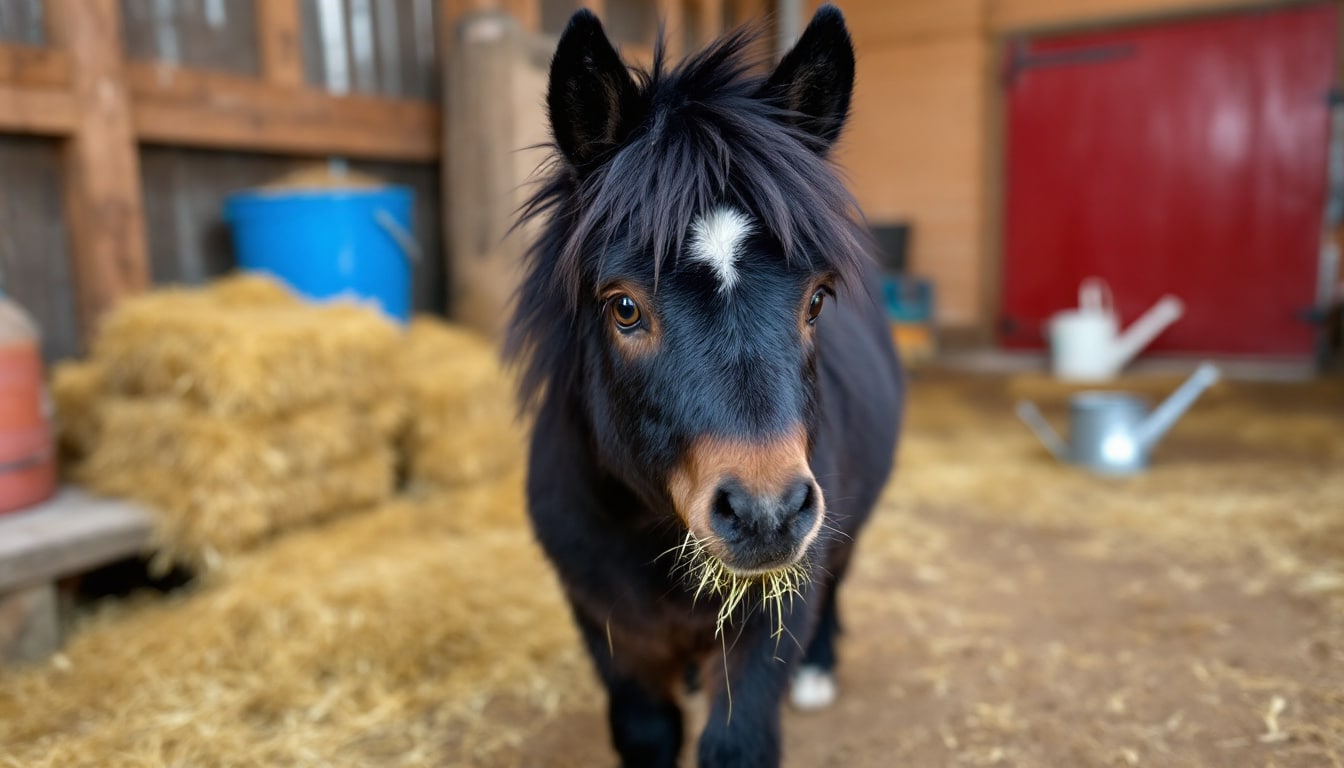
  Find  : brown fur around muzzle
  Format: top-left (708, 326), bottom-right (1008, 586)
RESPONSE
top-left (666, 425), bottom-right (825, 574)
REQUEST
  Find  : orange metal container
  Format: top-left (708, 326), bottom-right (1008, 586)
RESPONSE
top-left (0, 297), bottom-right (55, 515)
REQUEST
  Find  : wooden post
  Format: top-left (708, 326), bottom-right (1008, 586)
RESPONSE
top-left (657, 0), bottom-right (685, 60)
top-left (0, 584), bottom-right (59, 664)
top-left (257, 0), bottom-right (305, 88)
top-left (441, 8), bottom-right (549, 339)
top-left (46, 0), bottom-right (149, 339)
top-left (696, 0), bottom-right (724, 46)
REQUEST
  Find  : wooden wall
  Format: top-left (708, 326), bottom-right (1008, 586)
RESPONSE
top-left (0, 0), bottom-right (445, 362)
top-left (817, 0), bottom-right (1335, 336)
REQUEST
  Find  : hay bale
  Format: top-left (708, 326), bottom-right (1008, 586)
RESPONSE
top-left (398, 318), bottom-right (523, 490)
top-left (83, 444), bottom-right (396, 570)
top-left (207, 272), bottom-right (301, 307)
top-left (77, 398), bottom-right (401, 489)
top-left (93, 294), bottom-right (400, 418)
top-left (54, 275), bottom-right (410, 566)
top-left (50, 361), bottom-right (105, 469)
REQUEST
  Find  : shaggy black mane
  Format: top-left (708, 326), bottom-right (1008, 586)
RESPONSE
top-left (506, 25), bottom-right (870, 407)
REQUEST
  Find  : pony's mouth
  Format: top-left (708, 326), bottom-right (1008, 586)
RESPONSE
top-left (672, 532), bottom-right (811, 639)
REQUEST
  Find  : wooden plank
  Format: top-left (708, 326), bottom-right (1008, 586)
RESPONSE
top-left (505, 0), bottom-right (541, 33)
top-left (0, 83), bottom-right (76, 134)
top-left (46, 0), bottom-right (151, 337)
top-left (987, 0), bottom-right (1291, 33)
top-left (0, 584), bottom-right (60, 664)
top-left (728, 0), bottom-right (769, 27)
top-left (812, 0), bottom-right (984, 45)
top-left (835, 33), bottom-right (991, 327)
top-left (0, 43), bottom-right (71, 88)
top-left (257, 0), bottom-right (305, 87)
top-left (696, 0), bottom-right (725, 45)
top-left (128, 63), bottom-right (440, 161)
top-left (0, 488), bottom-right (153, 594)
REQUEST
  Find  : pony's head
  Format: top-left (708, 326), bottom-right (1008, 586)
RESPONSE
top-left (510, 5), bottom-right (867, 577)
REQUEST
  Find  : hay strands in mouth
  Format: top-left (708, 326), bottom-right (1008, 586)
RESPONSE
top-left (671, 533), bottom-right (809, 640)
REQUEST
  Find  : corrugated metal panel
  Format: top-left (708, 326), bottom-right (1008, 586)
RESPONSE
top-left (300, 0), bottom-right (438, 100)
top-left (0, 0), bottom-right (45, 45)
top-left (0, 136), bottom-right (81, 362)
top-left (120, 0), bottom-right (260, 75)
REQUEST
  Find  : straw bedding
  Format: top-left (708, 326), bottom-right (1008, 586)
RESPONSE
top-left (4, 354), bottom-right (1339, 765)
top-left (0, 474), bottom-right (596, 768)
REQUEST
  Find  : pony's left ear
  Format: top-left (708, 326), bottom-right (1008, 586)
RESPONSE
top-left (756, 4), bottom-right (855, 151)
top-left (547, 10), bottom-right (641, 172)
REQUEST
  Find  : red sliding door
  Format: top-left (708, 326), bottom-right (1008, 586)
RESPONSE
top-left (1001, 3), bottom-right (1338, 357)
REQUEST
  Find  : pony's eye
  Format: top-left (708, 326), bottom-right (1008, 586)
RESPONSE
top-left (806, 290), bottom-right (826, 324)
top-left (610, 294), bottom-right (643, 330)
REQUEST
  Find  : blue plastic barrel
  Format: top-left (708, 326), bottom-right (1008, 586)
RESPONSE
top-left (224, 186), bottom-right (417, 322)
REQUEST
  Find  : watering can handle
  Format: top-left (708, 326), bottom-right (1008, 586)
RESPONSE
top-left (1078, 277), bottom-right (1113, 314)
top-left (374, 209), bottom-right (422, 263)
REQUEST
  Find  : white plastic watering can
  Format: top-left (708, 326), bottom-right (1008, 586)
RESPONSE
top-left (1049, 278), bottom-right (1184, 381)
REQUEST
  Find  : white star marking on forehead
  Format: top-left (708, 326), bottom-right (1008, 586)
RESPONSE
top-left (687, 206), bottom-right (753, 293)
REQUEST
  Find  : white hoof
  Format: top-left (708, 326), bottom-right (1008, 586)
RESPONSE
top-left (790, 666), bottom-right (836, 711)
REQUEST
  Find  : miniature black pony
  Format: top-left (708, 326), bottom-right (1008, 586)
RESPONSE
top-left (507, 6), bottom-right (904, 766)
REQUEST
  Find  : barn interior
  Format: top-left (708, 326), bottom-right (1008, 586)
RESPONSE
top-left (0, 1), bottom-right (1342, 766)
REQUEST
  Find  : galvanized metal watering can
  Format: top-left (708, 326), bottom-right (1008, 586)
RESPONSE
top-left (1016, 363), bottom-right (1221, 475)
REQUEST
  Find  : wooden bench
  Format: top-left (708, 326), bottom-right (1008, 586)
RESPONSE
top-left (0, 488), bottom-right (152, 664)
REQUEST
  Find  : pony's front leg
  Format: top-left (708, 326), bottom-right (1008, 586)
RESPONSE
top-left (696, 630), bottom-right (794, 768)
top-left (573, 610), bottom-right (684, 768)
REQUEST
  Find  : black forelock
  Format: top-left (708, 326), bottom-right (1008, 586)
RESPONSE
top-left (507, 24), bottom-right (871, 408)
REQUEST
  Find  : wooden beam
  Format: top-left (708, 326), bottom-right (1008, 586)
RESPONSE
top-left (0, 84), bottom-right (77, 134)
top-left (0, 43), bottom-right (72, 89)
top-left (256, 0), bottom-right (305, 88)
top-left (127, 63), bottom-right (440, 161)
top-left (0, 488), bottom-right (152, 595)
top-left (46, 0), bottom-right (150, 336)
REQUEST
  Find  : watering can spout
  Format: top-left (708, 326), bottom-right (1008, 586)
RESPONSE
top-left (1016, 401), bottom-right (1069, 461)
top-left (1105, 295), bottom-right (1185, 374)
top-left (1135, 362), bottom-right (1221, 449)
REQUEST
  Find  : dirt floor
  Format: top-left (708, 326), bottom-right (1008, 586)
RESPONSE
top-left (2, 368), bottom-right (1342, 767)
top-left (523, 370), bottom-right (1344, 768)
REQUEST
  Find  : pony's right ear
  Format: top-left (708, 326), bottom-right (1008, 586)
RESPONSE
top-left (547, 10), bottom-right (640, 172)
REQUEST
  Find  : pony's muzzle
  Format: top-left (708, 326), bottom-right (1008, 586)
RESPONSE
top-left (709, 475), bottom-right (821, 572)
top-left (668, 427), bottom-right (825, 574)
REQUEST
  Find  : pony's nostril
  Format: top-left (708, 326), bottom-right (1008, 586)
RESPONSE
top-left (712, 487), bottom-right (738, 524)
top-left (781, 479), bottom-right (819, 537)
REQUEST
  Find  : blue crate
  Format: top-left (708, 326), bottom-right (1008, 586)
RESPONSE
top-left (880, 275), bottom-right (935, 324)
